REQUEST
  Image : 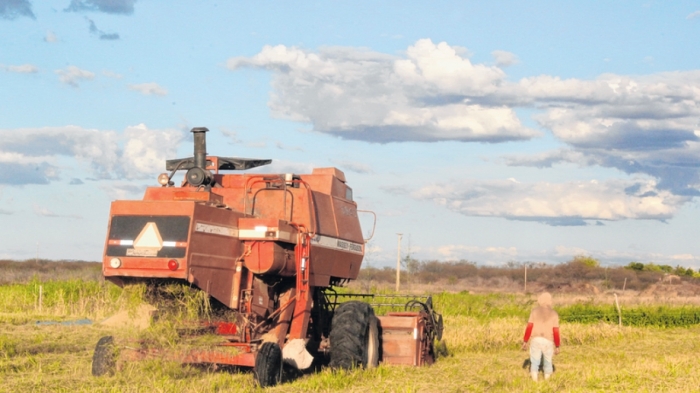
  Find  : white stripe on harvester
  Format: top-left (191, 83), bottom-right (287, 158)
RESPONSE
top-left (310, 235), bottom-right (364, 255)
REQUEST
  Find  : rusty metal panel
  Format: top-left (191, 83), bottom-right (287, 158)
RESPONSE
top-left (311, 191), bottom-right (338, 238)
top-left (249, 188), bottom-right (294, 221)
top-left (331, 196), bottom-right (363, 242)
top-left (309, 243), bottom-right (363, 282)
top-left (378, 314), bottom-right (426, 366)
top-left (143, 187), bottom-right (224, 204)
top-left (187, 203), bottom-right (245, 308)
top-left (311, 167), bottom-right (346, 183)
top-left (244, 241), bottom-right (295, 276)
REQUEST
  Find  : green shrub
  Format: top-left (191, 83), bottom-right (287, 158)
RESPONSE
top-left (558, 303), bottom-right (700, 327)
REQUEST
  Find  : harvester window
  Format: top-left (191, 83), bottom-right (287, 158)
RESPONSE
top-left (106, 215), bottom-right (190, 258)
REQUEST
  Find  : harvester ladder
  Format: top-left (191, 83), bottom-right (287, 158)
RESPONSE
top-left (288, 228), bottom-right (312, 340)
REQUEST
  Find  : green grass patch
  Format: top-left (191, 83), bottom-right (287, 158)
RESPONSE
top-left (0, 279), bottom-right (123, 319)
top-left (559, 303), bottom-right (700, 327)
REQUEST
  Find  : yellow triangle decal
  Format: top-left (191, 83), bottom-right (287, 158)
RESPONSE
top-left (134, 222), bottom-right (163, 250)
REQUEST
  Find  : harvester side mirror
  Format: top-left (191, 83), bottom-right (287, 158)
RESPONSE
top-left (357, 210), bottom-right (377, 243)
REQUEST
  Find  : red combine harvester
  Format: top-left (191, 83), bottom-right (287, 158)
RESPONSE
top-left (93, 127), bottom-right (442, 386)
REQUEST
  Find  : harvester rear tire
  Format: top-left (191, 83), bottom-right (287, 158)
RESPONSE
top-left (254, 342), bottom-right (283, 387)
top-left (91, 336), bottom-right (117, 376)
top-left (329, 301), bottom-right (379, 369)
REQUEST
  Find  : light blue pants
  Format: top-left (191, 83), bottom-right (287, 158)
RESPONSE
top-left (529, 336), bottom-right (554, 375)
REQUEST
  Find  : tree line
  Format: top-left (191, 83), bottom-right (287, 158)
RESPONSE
top-left (1, 257), bottom-right (697, 292)
top-left (358, 255), bottom-right (699, 291)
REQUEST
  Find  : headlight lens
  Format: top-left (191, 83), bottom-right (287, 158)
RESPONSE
top-left (157, 173), bottom-right (170, 186)
top-left (109, 258), bottom-right (121, 269)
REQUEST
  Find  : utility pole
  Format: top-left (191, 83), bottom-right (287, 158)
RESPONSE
top-left (396, 233), bottom-right (402, 292)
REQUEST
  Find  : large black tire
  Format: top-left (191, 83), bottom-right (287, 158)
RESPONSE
top-left (91, 336), bottom-right (117, 376)
top-left (254, 342), bottom-right (283, 388)
top-left (329, 301), bottom-right (379, 370)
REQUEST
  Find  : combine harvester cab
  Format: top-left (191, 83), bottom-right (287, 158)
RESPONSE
top-left (94, 127), bottom-right (443, 386)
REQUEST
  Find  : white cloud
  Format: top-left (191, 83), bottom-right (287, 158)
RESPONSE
top-left (413, 178), bottom-right (688, 225)
top-left (275, 141), bottom-right (303, 151)
top-left (230, 39), bottom-right (700, 220)
top-left (433, 244), bottom-right (518, 261)
top-left (65, 0), bottom-right (136, 15)
top-left (128, 82), bottom-right (168, 96)
top-left (121, 124), bottom-right (185, 175)
top-left (0, 0), bottom-right (34, 20)
top-left (55, 66), bottom-right (95, 87)
top-left (331, 160), bottom-right (373, 174)
top-left (99, 183), bottom-right (145, 200)
top-left (44, 30), bottom-right (58, 43)
top-left (246, 141), bottom-right (267, 148)
top-left (2, 64), bottom-right (38, 73)
top-left (228, 39), bottom-right (538, 143)
top-left (0, 124), bottom-right (186, 183)
top-left (33, 205), bottom-right (82, 219)
top-left (396, 39), bottom-right (506, 95)
top-left (686, 11), bottom-right (700, 19)
top-left (220, 128), bottom-right (243, 144)
top-left (491, 50), bottom-right (519, 67)
top-left (551, 247), bottom-right (700, 268)
top-left (229, 40), bottom-right (700, 148)
top-left (247, 159), bottom-right (311, 175)
top-left (102, 70), bottom-right (123, 79)
top-left (228, 39), bottom-right (699, 150)
top-left (410, 244), bottom-right (700, 267)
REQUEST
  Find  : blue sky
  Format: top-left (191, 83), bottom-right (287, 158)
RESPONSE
top-left (2, 0), bottom-right (700, 268)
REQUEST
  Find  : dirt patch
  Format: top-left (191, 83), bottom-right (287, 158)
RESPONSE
top-left (99, 304), bottom-right (157, 330)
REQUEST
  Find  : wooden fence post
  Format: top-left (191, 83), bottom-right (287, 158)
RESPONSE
top-left (614, 293), bottom-right (622, 327)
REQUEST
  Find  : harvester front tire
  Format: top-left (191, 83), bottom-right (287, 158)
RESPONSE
top-left (254, 342), bottom-right (283, 388)
top-left (329, 301), bottom-right (379, 369)
top-left (91, 336), bottom-right (117, 376)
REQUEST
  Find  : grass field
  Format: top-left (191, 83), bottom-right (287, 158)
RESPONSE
top-left (2, 280), bottom-right (700, 392)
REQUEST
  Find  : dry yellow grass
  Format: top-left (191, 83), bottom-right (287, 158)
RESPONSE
top-left (2, 311), bottom-right (700, 392)
top-left (3, 284), bottom-right (700, 392)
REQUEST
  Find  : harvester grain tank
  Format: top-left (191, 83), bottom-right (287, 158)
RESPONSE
top-left (93, 127), bottom-right (443, 386)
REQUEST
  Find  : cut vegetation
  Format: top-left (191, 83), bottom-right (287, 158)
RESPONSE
top-left (2, 260), bottom-right (700, 391)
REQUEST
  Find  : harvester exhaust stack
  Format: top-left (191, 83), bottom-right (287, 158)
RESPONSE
top-left (191, 127), bottom-right (208, 169)
top-left (185, 127), bottom-right (212, 187)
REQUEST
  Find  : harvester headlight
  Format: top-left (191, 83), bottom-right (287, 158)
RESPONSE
top-left (109, 258), bottom-right (122, 269)
top-left (157, 173), bottom-right (171, 186)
